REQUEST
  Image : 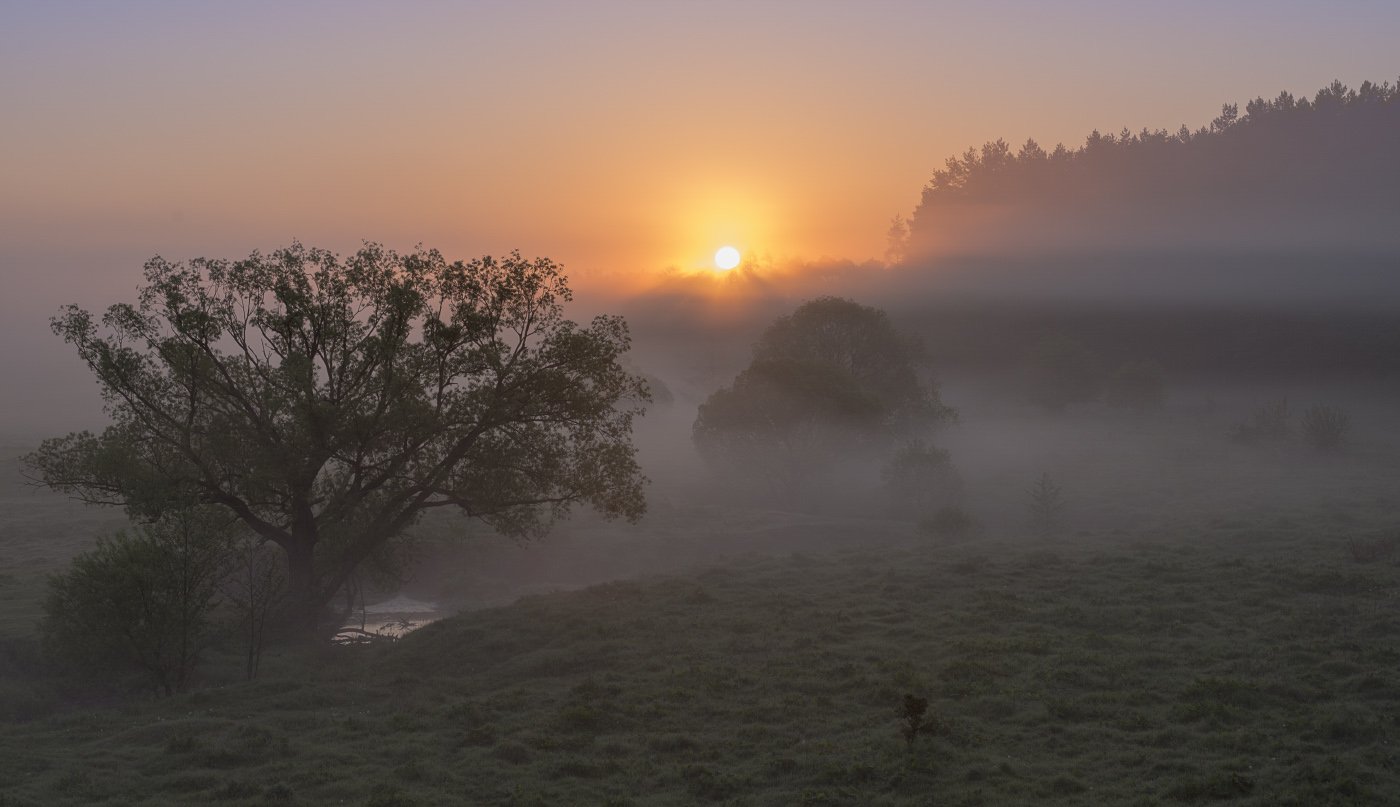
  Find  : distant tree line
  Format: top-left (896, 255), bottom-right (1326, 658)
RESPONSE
top-left (905, 79), bottom-right (1400, 255)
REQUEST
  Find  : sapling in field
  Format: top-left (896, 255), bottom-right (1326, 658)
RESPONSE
top-left (1229, 398), bottom-right (1291, 444)
top-left (1028, 473), bottom-right (1066, 539)
top-left (901, 693), bottom-right (933, 749)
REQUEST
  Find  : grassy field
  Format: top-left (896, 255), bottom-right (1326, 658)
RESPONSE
top-left (3, 391), bottom-right (1400, 804)
top-left (2, 522), bottom-right (1400, 805)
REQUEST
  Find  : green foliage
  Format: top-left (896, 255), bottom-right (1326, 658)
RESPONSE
top-left (1301, 404), bottom-right (1350, 451)
top-left (1023, 335), bottom-right (1102, 412)
top-left (42, 508), bottom-right (232, 695)
top-left (26, 243), bottom-right (648, 629)
top-left (1104, 360), bottom-right (1166, 412)
top-left (751, 297), bottom-right (953, 429)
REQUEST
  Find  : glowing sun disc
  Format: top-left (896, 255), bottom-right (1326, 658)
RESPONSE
top-left (714, 246), bottom-right (741, 270)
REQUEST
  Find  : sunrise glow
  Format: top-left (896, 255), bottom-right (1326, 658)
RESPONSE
top-left (714, 246), bottom-right (741, 270)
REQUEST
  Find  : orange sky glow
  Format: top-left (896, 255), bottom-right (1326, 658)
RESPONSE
top-left (0, 0), bottom-right (1397, 422)
top-left (7, 2), bottom-right (1398, 305)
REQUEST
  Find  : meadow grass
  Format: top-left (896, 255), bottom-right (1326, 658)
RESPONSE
top-left (2, 523), bottom-right (1399, 805)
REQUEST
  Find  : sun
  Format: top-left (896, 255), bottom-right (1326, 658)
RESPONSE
top-left (714, 245), bottom-right (741, 270)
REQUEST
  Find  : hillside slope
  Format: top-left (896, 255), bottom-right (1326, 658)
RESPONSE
top-left (3, 526), bottom-right (1399, 805)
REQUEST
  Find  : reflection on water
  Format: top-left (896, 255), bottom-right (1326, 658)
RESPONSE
top-left (334, 595), bottom-right (442, 644)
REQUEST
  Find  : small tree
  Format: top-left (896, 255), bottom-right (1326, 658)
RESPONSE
top-left (42, 508), bottom-right (231, 695)
top-left (225, 534), bottom-right (286, 681)
top-left (1027, 473), bottom-right (1066, 539)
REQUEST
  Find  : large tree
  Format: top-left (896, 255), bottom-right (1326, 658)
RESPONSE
top-left (693, 297), bottom-right (953, 497)
top-left (27, 243), bottom-right (647, 630)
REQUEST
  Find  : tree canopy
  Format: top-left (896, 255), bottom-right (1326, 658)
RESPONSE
top-left (27, 243), bottom-right (647, 630)
top-left (906, 78), bottom-right (1400, 256)
top-left (693, 297), bottom-right (952, 496)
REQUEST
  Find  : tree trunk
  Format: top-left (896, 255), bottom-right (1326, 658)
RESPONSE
top-left (284, 537), bottom-right (319, 635)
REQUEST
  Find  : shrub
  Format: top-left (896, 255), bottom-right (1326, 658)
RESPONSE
top-left (1229, 398), bottom-right (1290, 443)
top-left (1346, 534), bottom-right (1397, 564)
top-left (42, 508), bottom-right (233, 696)
top-left (1301, 404), bottom-right (1350, 451)
top-left (901, 693), bottom-right (933, 749)
top-left (1028, 473), bottom-right (1065, 539)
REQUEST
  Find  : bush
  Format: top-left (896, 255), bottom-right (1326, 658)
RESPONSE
top-left (42, 508), bottom-right (233, 695)
top-left (1027, 473), bottom-right (1066, 539)
top-left (1346, 534), bottom-right (1397, 564)
top-left (1301, 404), bottom-right (1350, 451)
top-left (1229, 398), bottom-right (1290, 443)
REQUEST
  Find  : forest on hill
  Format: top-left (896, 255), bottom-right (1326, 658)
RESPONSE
top-left (903, 79), bottom-right (1400, 258)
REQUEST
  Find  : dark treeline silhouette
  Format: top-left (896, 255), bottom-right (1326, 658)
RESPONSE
top-left (617, 79), bottom-right (1400, 387)
top-left (907, 79), bottom-right (1400, 256)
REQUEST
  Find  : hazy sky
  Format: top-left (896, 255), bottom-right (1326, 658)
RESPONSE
top-left (2, 0), bottom-right (1398, 434)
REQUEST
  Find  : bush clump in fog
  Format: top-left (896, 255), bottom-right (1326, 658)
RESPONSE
top-left (882, 440), bottom-right (963, 519)
top-left (1301, 405), bottom-right (1350, 452)
top-left (1027, 473), bottom-right (1066, 540)
top-left (1230, 398), bottom-right (1292, 444)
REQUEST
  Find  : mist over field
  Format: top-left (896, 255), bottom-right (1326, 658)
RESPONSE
top-left (4, 2), bottom-right (1400, 802)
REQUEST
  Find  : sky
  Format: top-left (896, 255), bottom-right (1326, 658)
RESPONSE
top-left (2, 0), bottom-right (1399, 434)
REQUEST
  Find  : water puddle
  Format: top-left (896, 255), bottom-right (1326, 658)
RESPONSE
top-left (334, 595), bottom-right (443, 643)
